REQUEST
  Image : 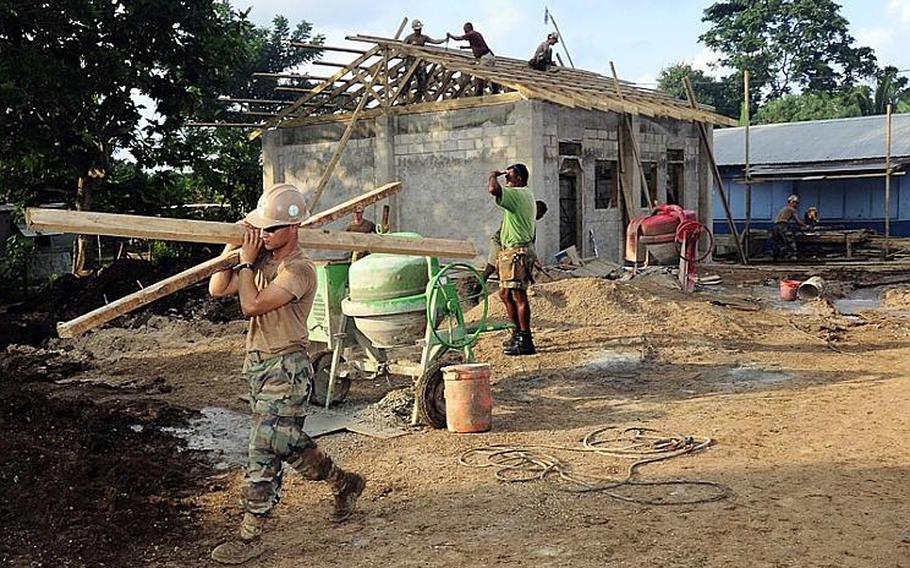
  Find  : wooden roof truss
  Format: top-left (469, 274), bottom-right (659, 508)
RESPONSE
top-left (249, 35), bottom-right (737, 135)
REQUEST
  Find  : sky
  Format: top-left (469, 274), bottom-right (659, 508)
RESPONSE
top-left (230, 0), bottom-right (910, 87)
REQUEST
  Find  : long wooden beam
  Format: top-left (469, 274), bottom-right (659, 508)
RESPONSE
top-left (291, 43), bottom-right (366, 55)
top-left (51, 184), bottom-right (408, 338)
top-left (26, 210), bottom-right (474, 258)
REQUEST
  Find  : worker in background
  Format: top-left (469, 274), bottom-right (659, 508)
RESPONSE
top-left (528, 32), bottom-right (559, 71)
top-left (402, 19), bottom-right (445, 93)
top-left (447, 22), bottom-right (500, 95)
top-left (344, 204), bottom-right (376, 262)
top-left (771, 194), bottom-right (807, 261)
top-left (208, 184), bottom-right (365, 565)
top-left (479, 200), bottom-right (549, 286)
top-left (488, 164), bottom-right (537, 356)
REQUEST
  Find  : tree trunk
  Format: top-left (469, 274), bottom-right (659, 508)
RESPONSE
top-left (72, 176), bottom-right (96, 276)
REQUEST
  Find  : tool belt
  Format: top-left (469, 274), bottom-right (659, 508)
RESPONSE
top-left (497, 246), bottom-right (531, 282)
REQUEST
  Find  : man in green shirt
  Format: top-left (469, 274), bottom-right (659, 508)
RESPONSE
top-left (488, 163), bottom-right (537, 356)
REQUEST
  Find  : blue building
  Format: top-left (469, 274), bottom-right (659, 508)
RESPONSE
top-left (713, 114), bottom-right (910, 237)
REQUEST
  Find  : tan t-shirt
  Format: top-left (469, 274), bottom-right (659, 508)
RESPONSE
top-left (246, 247), bottom-right (317, 355)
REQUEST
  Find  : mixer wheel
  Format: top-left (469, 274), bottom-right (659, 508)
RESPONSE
top-left (309, 349), bottom-right (352, 406)
top-left (415, 352), bottom-right (465, 428)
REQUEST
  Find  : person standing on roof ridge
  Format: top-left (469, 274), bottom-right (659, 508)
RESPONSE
top-left (447, 22), bottom-right (499, 95)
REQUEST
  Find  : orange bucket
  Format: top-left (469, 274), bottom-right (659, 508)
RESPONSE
top-left (779, 279), bottom-right (800, 301)
top-left (442, 363), bottom-right (493, 433)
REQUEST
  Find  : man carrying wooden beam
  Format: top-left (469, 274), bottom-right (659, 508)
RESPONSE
top-left (209, 184), bottom-right (365, 565)
top-left (403, 19), bottom-right (446, 94)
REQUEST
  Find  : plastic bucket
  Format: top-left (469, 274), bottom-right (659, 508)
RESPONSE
top-left (797, 276), bottom-right (826, 301)
top-left (442, 363), bottom-right (493, 433)
top-left (779, 279), bottom-right (800, 301)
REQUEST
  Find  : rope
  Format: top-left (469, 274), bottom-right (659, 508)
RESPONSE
top-left (459, 426), bottom-right (730, 506)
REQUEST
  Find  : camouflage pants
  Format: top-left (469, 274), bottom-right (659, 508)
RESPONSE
top-left (241, 350), bottom-right (316, 516)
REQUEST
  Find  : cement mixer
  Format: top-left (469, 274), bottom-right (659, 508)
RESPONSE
top-left (305, 232), bottom-right (503, 428)
top-left (625, 204), bottom-right (713, 292)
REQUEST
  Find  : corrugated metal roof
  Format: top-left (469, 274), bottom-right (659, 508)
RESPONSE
top-left (714, 113), bottom-right (910, 166)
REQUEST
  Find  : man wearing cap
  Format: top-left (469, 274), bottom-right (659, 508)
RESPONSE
top-left (403, 19), bottom-right (446, 94)
top-left (772, 194), bottom-right (807, 260)
top-left (529, 33), bottom-right (559, 71)
top-left (344, 205), bottom-right (376, 261)
top-left (208, 184), bottom-right (366, 564)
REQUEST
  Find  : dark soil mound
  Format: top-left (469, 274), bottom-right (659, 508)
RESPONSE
top-left (0, 346), bottom-right (219, 567)
top-left (0, 258), bottom-right (241, 349)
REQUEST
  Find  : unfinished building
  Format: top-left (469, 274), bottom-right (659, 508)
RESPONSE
top-left (255, 36), bottom-right (737, 264)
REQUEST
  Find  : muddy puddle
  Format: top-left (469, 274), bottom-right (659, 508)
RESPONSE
top-left (163, 406), bottom-right (249, 470)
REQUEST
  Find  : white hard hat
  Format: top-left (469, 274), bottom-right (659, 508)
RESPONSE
top-left (244, 184), bottom-right (310, 228)
top-left (412, 19), bottom-right (423, 30)
top-left (788, 194), bottom-right (800, 203)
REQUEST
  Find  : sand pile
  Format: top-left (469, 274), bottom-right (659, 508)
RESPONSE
top-left (468, 275), bottom-right (749, 339)
top-left (883, 287), bottom-right (910, 308)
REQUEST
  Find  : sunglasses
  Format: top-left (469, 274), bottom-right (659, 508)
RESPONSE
top-left (262, 224), bottom-right (292, 234)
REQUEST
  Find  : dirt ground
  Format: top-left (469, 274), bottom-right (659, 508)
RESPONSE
top-left (3, 262), bottom-right (910, 567)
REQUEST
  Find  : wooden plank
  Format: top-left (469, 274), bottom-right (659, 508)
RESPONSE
top-left (609, 62), bottom-right (652, 212)
top-left (279, 92), bottom-right (524, 128)
top-left (53, 184), bottom-right (406, 338)
top-left (291, 43), bottom-right (366, 54)
top-left (25, 208), bottom-right (477, 258)
top-left (57, 254), bottom-right (239, 338)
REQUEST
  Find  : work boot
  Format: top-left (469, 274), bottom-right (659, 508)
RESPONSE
top-left (501, 328), bottom-right (519, 348)
top-left (330, 470), bottom-right (366, 522)
top-left (211, 513), bottom-right (266, 565)
top-left (503, 331), bottom-right (536, 356)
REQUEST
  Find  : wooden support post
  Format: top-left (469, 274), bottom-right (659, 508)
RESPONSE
top-left (381, 204), bottom-right (391, 232)
top-left (743, 69), bottom-right (751, 259)
top-left (610, 62), bottom-right (652, 212)
top-left (885, 103), bottom-right (892, 258)
top-left (683, 76), bottom-right (748, 265)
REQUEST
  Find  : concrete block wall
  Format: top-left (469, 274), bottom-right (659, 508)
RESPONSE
top-left (262, 122), bottom-right (378, 236)
top-left (260, 100), bottom-right (712, 265)
top-left (393, 101), bottom-right (530, 263)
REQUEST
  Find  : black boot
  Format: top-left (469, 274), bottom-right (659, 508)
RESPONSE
top-left (501, 329), bottom-right (519, 348)
top-left (503, 331), bottom-right (536, 356)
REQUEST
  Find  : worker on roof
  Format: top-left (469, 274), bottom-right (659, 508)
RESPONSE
top-left (344, 204), bottom-right (376, 261)
top-left (529, 32), bottom-right (559, 71)
top-left (447, 22), bottom-right (500, 96)
top-left (208, 184), bottom-right (365, 565)
top-left (403, 19), bottom-right (446, 47)
top-left (771, 194), bottom-right (807, 261)
top-left (488, 164), bottom-right (538, 356)
top-left (403, 19), bottom-right (445, 94)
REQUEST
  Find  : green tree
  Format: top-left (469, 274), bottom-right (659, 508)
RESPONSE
top-left (0, 0), bottom-right (255, 273)
top-left (753, 91), bottom-right (861, 124)
top-left (656, 62), bottom-right (743, 119)
top-left (700, 0), bottom-right (877, 101)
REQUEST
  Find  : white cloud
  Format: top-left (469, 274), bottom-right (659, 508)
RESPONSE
top-left (887, 0), bottom-right (910, 26)
top-left (855, 26), bottom-right (894, 56)
top-left (688, 46), bottom-right (728, 78)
